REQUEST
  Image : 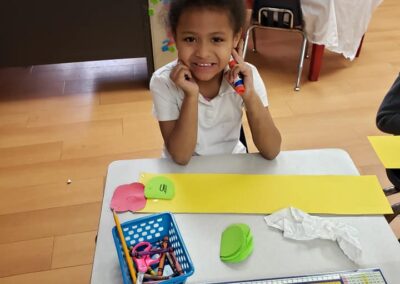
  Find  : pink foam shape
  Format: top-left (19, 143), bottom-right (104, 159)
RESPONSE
top-left (110, 182), bottom-right (147, 213)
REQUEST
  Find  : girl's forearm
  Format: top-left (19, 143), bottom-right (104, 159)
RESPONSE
top-left (166, 95), bottom-right (199, 165)
top-left (243, 93), bottom-right (281, 159)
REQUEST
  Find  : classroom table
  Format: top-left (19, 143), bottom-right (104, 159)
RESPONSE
top-left (90, 149), bottom-right (400, 283)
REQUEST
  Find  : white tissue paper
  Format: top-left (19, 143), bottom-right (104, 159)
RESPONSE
top-left (264, 207), bottom-right (362, 263)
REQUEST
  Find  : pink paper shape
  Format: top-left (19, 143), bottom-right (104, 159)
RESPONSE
top-left (110, 182), bottom-right (147, 213)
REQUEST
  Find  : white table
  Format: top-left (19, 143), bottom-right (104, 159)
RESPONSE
top-left (91, 149), bottom-right (400, 283)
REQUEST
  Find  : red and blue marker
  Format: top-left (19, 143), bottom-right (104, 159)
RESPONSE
top-left (229, 58), bottom-right (246, 95)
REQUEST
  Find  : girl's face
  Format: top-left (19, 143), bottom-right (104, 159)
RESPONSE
top-left (174, 8), bottom-right (241, 83)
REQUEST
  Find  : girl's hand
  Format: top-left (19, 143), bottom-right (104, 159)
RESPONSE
top-left (226, 45), bottom-right (255, 98)
top-left (170, 61), bottom-right (199, 96)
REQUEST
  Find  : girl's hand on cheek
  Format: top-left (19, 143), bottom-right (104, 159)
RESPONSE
top-left (228, 49), bottom-right (254, 97)
top-left (170, 61), bottom-right (199, 97)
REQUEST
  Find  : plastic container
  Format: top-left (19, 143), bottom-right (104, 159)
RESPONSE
top-left (112, 212), bottom-right (195, 284)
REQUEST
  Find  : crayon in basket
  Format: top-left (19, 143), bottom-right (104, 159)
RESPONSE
top-left (228, 57), bottom-right (245, 95)
top-left (157, 236), bottom-right (169, 276)
top-left (165, 251), bottom-right (177, 274)
top-left (168, 249), bottom-right (184, 275)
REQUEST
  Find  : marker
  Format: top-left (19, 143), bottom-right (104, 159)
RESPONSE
top-left (228, 57), bottom-right (245, 95)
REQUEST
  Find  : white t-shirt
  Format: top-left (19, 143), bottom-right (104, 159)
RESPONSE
top-left (150, 60), bottom-right (268, 157)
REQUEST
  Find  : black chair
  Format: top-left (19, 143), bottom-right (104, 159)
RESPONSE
top-left (243, 0), bottom-right (307, 91)
top-left (240, 125), bottom-right (249, 153)
top-left (384, 169), bottom-right (400, 219)
top-left (384, 169), bottom-right (400, 196)
top-left (383, 169), bottom-right (400, 241)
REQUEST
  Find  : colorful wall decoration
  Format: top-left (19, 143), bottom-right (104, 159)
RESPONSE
top-left (148, 0), bottom-right (177, 69)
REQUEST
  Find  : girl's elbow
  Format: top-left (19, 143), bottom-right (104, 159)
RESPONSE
top-left (173, 157), bottom-right (191, 165)
top-left (261, 141), bottom-right (281, 160)
top-left (262, 148), bottom-right (280, 160)
top-left (170, 152), bottom-right (192, 165)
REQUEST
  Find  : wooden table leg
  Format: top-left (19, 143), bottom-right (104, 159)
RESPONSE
top-left (308, 44), bottom-right (325, 81)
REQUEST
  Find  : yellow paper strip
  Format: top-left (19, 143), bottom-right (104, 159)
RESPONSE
top-left (368, 136), bottom-right (400, 168)
top-left (139, 173), bottom-right (392, 215)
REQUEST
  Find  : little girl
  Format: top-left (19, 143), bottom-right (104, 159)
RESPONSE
top-left (150, 0), bottom-right (281, 165)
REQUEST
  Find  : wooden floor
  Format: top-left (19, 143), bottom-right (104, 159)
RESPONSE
top-left (0, 0), bottom-right (399, 282)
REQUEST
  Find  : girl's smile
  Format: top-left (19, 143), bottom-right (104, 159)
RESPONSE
top-left (190, 62), bottom-right (217, 76)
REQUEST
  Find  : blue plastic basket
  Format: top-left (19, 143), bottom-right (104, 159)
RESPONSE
top-left (112, 212), bottom-right (195, 284)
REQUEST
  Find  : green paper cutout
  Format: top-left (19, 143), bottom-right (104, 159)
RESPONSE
top-left (168, 46), bottom-right (176, 53)
top-left (144, 176), bottom-right (175, 200)
top-left (150, 0), bottom-right (159, 4)
top-left (220, 223), bottom-right (253, 263)
top-left (148, 8), bottom-right (154, 16)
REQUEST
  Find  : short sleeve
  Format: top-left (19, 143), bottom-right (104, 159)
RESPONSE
top-left (250, 64), bottom-right (268, 107)
top-left (149, 74), bottom-right (181, 121)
